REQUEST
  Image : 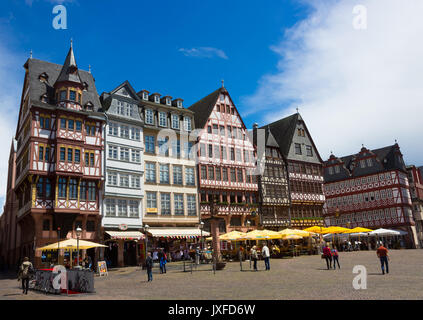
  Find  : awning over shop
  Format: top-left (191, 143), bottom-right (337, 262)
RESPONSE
top-left (147, 228), bottom-right (210, 239)
top-left (106, 231), bottom-right (145, 240)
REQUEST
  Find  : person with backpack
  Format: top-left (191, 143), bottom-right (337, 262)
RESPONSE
top-left (18, 257), bottom-right (34, 294)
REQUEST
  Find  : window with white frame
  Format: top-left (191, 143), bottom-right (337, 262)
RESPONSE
top-left (173, 165), bottom-right (183, 185)
top-left (130, 127), bottom-right (140, 141)
top-left (105, 198), bottom-right (116, 217)
top-left (120, 174), bottom-right (129, 187)
top-left (184, 142), bottom-right (193, 159)
top-left (172, 139), bottom-right (180, 158)
top-left (174, 194), bottom-right (184, 215)
top-left (366, 158), bottom-right (373, 167)
top-left (160, 164), bottom-right (169, 184)
top-left (108, 145), bottom-right (118, 159)
top-left (171, 114), bottom-right (180, 129)
top-left (131, 149), bottom-right (141, 163)
top-left (187, 195), bottom-right (196, 216)
top-left (129, 200), bottom-right (139, 217)
top-left (108, 122), bottom-right (119, 136)
top-left (184, 117), bottom-right (192, 131)
top-left (145, 109), bottom-right (154, 125)
top-left (145, 163), bottom-right (156, 182)
top-left (120, 147), bottom-right (129, 161)
top-left (117, 199), bottom-right (127, 217)
top-left (161, 193), bottom-right (171, 215)
top-left (145, 135), bottom-right (155, 153)
top-left (360, 160), bottom-right (366, 168)
top-left (159, 112), bottom-right (167, 127)
top-left (146, 192), bottom-right (157, 210)
top-left (185, 167), bottom-right (195, 186)
top-left (166, 98), bottom-right (171, 106)
top-left (108, 171), bottom-right (117, 186)
top-left (120, 125), bottom-right (129, 139)
top-left (131, 175), bottom-right (141, 189)
top-left (154, 95), bottom-right (160, 103)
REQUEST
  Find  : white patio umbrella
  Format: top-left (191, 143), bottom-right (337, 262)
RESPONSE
top-left (368, 228), bottom-right (403, 236)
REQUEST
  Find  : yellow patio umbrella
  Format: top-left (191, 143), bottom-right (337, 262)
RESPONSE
top-left (37, 238), bottom-right (107, 251)
top-left (279, 228), bottom-right (314, 237)
top-left (240, 229), bottom-right (282, 240)
top-left (344, 227), bottom-right (373, 233)
top-left (281, 234), bottom-right (303, 240)
top-left (219, 231), bottom-right (247, 241)
top-left (304, 226), bottom-right (328, 234)
top-left (321, 226), bottom-right (352, 234)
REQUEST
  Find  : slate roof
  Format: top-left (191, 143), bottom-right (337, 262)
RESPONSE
top-left (264, 126), bottom-right (280, 148)
top-left (260, 113), bottom-right (299, 158)
top-left (99, 80), bottom-right (140, 112)
top-left (24, 57), bottom-right (102, 112)
top-left (188, 87), bottom-right (226, 129)
top-left (324, 144), bottom-right (407, 183)
top-left (54, 44), bottom-right (83, 85)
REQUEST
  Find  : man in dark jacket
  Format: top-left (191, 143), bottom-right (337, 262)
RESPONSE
top-left (145, 252), bottom-right (153, 282)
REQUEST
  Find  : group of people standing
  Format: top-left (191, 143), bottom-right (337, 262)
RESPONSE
top-left (145, 249), bottom-right (168, 282)
top-left (322, 242), bottom-right (390, 274)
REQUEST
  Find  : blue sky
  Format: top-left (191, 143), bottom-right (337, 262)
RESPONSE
top-left (1, 0), bottom-right (423, 210)
top-left (0, 0), bottom-right (307, 123)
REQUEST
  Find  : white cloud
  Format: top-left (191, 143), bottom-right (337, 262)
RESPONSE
top-left (0, 35), bottom-right (23, 211)
top-left (179, 47), bottom-right (229, 60)
top-left (245, 0), bottom-right (423, 165)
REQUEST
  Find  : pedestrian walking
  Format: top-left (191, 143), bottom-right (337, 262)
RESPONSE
top-left (159, 250), bottom-right (167, 274)
top-left (322, 243), bottom-right (332, 270)
top-left (376, 243), bottom-right (389, 275)
top-left (262, 243), bottom-right (270, 270)
top-left (332, 247), bottom-right (340, 269)
top-left (251, 245), bottom-right (259, 271)
top-left (17, 257), bottom-right (34, 294)
top-left (195, 246), bottom-right (201, 265)
top-left (145, 252), bottom-right (153, 282)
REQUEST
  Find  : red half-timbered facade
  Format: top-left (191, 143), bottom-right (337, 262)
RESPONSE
top-left (323, 144), bottom-right (418, 248)
top-left (13, 44), bottom-right (105, 267)
top-left (189, 86), bottom-right (258, 233)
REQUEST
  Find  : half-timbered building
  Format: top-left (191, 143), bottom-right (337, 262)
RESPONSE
top-left (264, 112), bottom-right (325, 229)
top-left (189, 86), bottom-right (258, 234)
top-left (406, 165), bottom-right (423, 248)
top-left (13, 44), bottom-right (105, 267)
top-left (323, 144), bottom-right (418, 248)
top-left (99, 81), bottom-right (144, 267)
top-left (253, 125), bottom-right (291, 229)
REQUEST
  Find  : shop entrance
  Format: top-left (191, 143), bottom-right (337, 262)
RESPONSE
top-left (104, 241), bottom-right (118, 268)
top-left (124, 241), bottom-right (137, 266)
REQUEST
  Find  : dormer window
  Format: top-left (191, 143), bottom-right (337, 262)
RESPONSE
top-left (39, 72), bottom-right (49, 83)
top-left (143, 92), bottom-right (148, 100)
top-left (83, 82), bottom-right (89, 91)
top-left (177, 100), bottom-right (182, 108)
top-left (154, 95), bottom-right (160, 103)
top-left (40, 94), bottom-right (48, 103)
top-left (166, 98), bottom-right (171, 106)
top-left (85, 102), bottom-right (94, 111)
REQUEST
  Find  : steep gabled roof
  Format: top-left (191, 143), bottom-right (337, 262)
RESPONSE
top-left (100, 80), bottom-right (140, 112)
top-left (265, 127), bottom-right (280, 148)
top-left (23, 58), bottom-right (101, 112)
top-left (188, 87), bottom-right (225, 129)
top-left (54, 44), bottom-right (83, 86)
top-left (260, 113), bottom-right (298, 157)
top-left (324, 144), bottom-right (406, 183)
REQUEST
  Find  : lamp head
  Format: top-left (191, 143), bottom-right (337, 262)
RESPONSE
top-left (76, 227), bottom-right (82, 237)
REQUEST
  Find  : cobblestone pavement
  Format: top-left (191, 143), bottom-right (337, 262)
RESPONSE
top-left (1, 249), bottom-right (423, 300)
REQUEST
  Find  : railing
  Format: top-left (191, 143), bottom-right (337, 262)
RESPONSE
top-left (200, 204), bottom-right (257, 215)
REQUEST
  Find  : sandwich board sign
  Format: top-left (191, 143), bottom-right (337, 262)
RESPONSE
top-left (97, 261), bottom-right (108, 277)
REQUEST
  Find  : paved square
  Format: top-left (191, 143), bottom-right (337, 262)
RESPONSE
top-left (1, 249), bottom-right (423, 300)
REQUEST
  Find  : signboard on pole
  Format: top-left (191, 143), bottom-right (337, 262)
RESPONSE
top-left (97, 261), bottom-right (108, 277)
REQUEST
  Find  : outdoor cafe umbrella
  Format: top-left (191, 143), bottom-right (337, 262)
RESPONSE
top-left (241, 229), bottom-right (282, 240)
top-left (37, 238), bottom-right (107, 251)
top-left (219, 231), bottom-right (247, 241)
top-left (281, 234), bottom-right (303, 240)
top-left (278, 229), bottom-right (314, 237)
top-left (303, 226), bottom-right (328, 234)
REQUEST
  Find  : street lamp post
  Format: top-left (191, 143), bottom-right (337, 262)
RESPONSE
top-left (76, 227), bottom-right (82, 268)
top-left (144, 224), bottom-right (150, 259)
top-left (199, 221), bottom-right (204, 250)
top-left (57, 227), bottom-right (61, 265)
top-left (246, 220), bottom-right (251, 269)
